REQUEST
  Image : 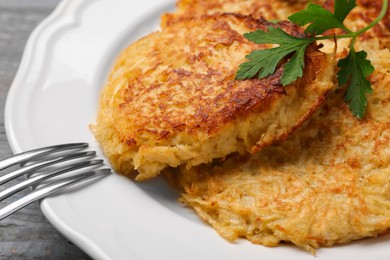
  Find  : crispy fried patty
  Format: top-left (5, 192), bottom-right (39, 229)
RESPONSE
top-left (93, 14), bottom-right (334, 180)
top-left (167, 0), bottom-right (390, 253)
top-left (169, 41), bottom-right (390, 252)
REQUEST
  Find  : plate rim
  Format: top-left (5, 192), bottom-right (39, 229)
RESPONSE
top-left (3, 1), bottom-right (138, 259)
top-left (5, 0), bottom-right (70, 153)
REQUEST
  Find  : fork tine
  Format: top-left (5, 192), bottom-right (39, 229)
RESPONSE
top-left (0, 159), bottom-right (104, 201)
top-left (0, 168), bottom-right (111, 221)
top-left (0, 143), bottom-right (88, 171)
top-left (0, 151), bottom-right (97, 185)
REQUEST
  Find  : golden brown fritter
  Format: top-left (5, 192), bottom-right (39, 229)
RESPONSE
top-left (167, 0), bottom-right (390, 253)
top-left (169, 40), bottom-right (390, 252)
top-left (93, 14), bottom-right (334, 181)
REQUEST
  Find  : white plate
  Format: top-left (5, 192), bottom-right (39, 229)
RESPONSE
top-left (5, 0), bottom-right (390, 259)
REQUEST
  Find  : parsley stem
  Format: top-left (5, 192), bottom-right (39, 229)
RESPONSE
top-left (349, 36), bottom-right (357, 52)
top-left (340, 25), bottom-right (353, 34)
top-left (314, 33), bottom-right (354, 41)
top-left (355, 0), bottom-right (388, 36)
top-left (313, 0), bottom-right (388, 41)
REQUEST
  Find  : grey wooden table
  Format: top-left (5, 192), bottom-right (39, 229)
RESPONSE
top-left (0, 1), bottom-right (92, 259)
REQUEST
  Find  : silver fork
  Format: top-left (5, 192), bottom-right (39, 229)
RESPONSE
top-left (0, 143), bottom-right (111, 220)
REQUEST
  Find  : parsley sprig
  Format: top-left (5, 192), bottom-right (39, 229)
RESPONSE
top-left (236, 0), bottom-right (388, 119)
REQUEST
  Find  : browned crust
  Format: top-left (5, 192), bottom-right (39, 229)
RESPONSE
top-left (117, 14), bottom-right (327, 146)
top-left (161, 0), bottom-right (310, 27)
top-left (94, 12), bottom-right (335, 180)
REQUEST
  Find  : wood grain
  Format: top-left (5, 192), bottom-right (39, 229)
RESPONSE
top-left (0, 1), bottom-right (91, 259)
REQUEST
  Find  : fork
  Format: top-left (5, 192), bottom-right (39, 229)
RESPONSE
top-left (0, 143), bottom-right (111, 220)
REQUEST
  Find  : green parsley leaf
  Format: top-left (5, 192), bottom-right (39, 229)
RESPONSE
top-left (288, 3), bottom-right (349, 34)
top-left (337, 49), bottom-right (374, 119)
top-left (281, 45), bottom-right (307, 86)
top-left (235, 27), bottom-right (314, 85)
top-left (236, 0), bottom-right (387, 119)
top-left (334, 0), bottom-right (357, 23)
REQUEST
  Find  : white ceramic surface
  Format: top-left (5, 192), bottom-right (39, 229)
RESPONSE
top-left (5, 0), bottom-right (389, 259)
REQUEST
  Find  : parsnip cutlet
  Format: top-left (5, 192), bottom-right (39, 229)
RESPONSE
top-left (168, 38), bottom-right (390, 252)
top-left (93, 14), bottom-right (334, 181)
top-left (166, 0), bottom-right (390, 252)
